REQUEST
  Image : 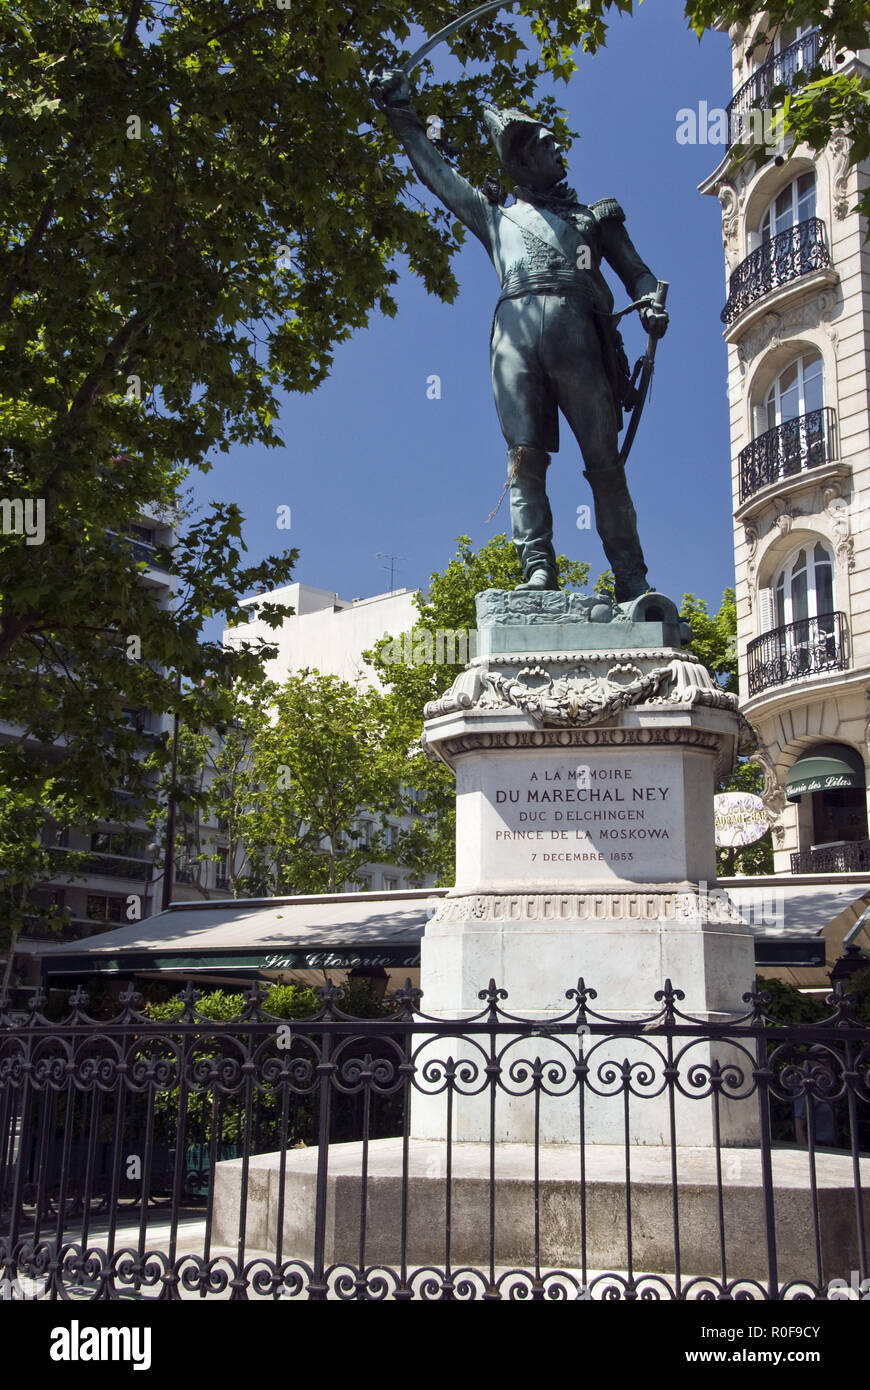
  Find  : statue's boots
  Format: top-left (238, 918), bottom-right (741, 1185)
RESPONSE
top-left (583, 464), bottom-right (650, 603)
top-left (509, 446), bottom-right (559, 590)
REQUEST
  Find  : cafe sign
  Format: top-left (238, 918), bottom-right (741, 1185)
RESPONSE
top-left (713, 792), bottom-right (769, 849)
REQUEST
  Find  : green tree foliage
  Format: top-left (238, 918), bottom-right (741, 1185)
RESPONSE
top-left (681, 589), bottom-right (738, 693)
top-left (678, 588), bottom-right (772, 876)
top-left (176, 669), bottom-right (420, 896)
top-left (755, 975), bottom-right (829, 1023)
top-left (144, 978), bottom-right (391, 1021)
top-left (0, 789), bottom-right (81, 987)
top-left (237, 670), bottom-right (411, 894)
top-left (0, 0), bottom-right (592, 846)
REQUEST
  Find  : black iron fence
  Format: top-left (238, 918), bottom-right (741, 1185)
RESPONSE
top-left (746, 611), bottom-right (848, 695)
top-left (721, 218), bottom-right (831, 325)
top-left (1, 980), bottom-right (868, 1301)
top-left (738, 407), bottom-right (838, 503)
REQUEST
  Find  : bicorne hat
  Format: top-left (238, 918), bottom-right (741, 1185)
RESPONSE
top-left (482, 103), bottom-right (549, 168)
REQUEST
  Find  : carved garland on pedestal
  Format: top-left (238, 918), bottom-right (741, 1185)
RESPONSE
top-left (475, 662), bottom-right (672, 727)
top-left (425, 655), bottom-right (739, 728)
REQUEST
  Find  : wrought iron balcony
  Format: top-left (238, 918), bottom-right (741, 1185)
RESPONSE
top-left (18, 915), bottom-right (121, 943)
top-left (128, 538), bottom-right (171, 572)
top-left (722, 218), bottom-right (831, 325)
top-left (727, 30), bottom-right (828, 148)
top-left (738, 407), bottom-right (838, 503)
top-left (106, 530), bottom-right (172, 572)
top-left (791, 840), bottom-right (870, 874)
top-left (46, 845), bottom-right (153, 882)
top-left (747, 611), bottom-right (847, 696)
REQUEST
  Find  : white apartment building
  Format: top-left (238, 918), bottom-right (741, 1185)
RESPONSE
top-left (227, 582), bottom-right (419, 688)
top-left (700, 17), bottom-right (870, 878)
top-left (224, 581), bottom-right (432, 894)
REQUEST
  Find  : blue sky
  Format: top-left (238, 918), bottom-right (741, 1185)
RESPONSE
top-left (193, 5), bottom-right (738, 621)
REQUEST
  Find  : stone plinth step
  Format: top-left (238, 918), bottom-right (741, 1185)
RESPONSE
top-left (214, 1139), bottom-right (870, 1287)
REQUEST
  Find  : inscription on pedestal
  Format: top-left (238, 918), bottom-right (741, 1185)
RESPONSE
top-left (458, 752), bottom-right (692, 885)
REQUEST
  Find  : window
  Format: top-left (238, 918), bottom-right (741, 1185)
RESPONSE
top-left (216, 850), bottom-right (230, 890)
top-left (752, 351), bottom-right (829, 480)
top-left (753, 22), bottom-right (816, 75)
top-left (90, 828), bottom-right (151, 858)
top-left (383, 876), bottom-right (399, 891)
top-left (765, 542), bottom-right (838, 676)
top-left (86, 894), bottom-right (127, 923)
top-left (41, 823), bottom-right (69, 848)
top-left (773, 542), bottom-right (834, 630)
top-left (759, 173), bottom-right (816, 244)
top-left (764, 352), bottom-right (823, 432)
top-left (127, 524), bottom-right (155, 545)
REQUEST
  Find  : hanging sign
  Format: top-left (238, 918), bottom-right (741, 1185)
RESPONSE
top-left (714, 792), bottom-right (769, 849)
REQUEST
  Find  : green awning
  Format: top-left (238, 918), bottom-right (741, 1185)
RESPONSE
top-left (786, 743), bottom-right (866, 801)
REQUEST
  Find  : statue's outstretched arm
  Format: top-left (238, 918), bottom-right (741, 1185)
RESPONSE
top-left (370, 69), bottom-right (494, 248)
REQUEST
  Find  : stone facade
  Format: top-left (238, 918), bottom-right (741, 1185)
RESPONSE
top-left (699, 18), bottom-right (870, 872)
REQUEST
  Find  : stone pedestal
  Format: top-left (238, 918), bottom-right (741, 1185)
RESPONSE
top-left (212, 590), bottom-right (808, 1277)
top-left (213, 1140), bottom-right (870, 1289)
top-left (411, 590), bottom-right (757, 1146)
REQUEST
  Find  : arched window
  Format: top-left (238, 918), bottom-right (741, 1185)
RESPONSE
top-left (774, 541), bottom-right (834, 629)
top-left (759, 172), bottom-right (816, 243)
top-left (763, 352), bottom-right (823, 431)
top-left (741, 353), bottom-right (831, 497)
top-left (751, 541), bottom-right (842, 690)
top-left (753, 21), bottom-right (816, 74)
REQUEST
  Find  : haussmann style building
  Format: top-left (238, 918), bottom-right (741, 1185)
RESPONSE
top-left (700, 18), bottom-right (870, 883)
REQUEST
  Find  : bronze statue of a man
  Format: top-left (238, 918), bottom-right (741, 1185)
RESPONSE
top-left (370, 70), bottom-right (669, 601)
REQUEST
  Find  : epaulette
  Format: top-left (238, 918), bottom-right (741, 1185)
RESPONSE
top-left (590, 197), bottom-right (626, 224)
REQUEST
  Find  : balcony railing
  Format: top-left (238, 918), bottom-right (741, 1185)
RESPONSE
top-left (106, 531), bottom-right (172, 572)
top-left (747, 611), bottom-right (847, 696)
top-left (46, 846), bottom-right (153, 882)
top-left (722, 218), bottom-right (831, 325)
top-left (738, 407), bottom-right (838, 503)
top-left (128, 538), bottom-right (172, 572)
top-left (727, 30), bottom-right (828, 148)
top-left (18, 915), bottom-right (125, 944)
top-left (791, 840), bottom-right (870, 874)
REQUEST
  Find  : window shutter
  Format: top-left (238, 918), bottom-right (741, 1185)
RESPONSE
top-left (758, 587), bottom-right (775, 633)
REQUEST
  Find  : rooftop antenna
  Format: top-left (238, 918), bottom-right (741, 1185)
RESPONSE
top-left (376, 552), bottom-right (406, 594)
